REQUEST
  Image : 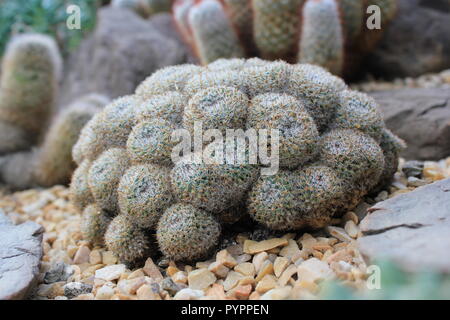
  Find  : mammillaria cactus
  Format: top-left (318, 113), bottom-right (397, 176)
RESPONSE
top-left (173, 0), bottom-right (397, 78)
top-left (0, 35), bottom-right (108, 189)
top-left (70, 58), bottom-right (405, 264)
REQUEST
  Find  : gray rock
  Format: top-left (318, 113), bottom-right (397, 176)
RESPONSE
top-left (161, 277), bottom-right (181, 296)
top-left (58, 8), bottom-right (191, 108)
top-left (358, 178), bottom-right (450, 273)
top-left (368, 0), bottom-right (450, 78)
top-left (0, 211), bottom-right (44, 300)
top-left (63, 282), bottom-right (93, 299)
top-left (370, 87), bottom-right (450, 160)
top-left (43, 262), bottom-right (74, 284)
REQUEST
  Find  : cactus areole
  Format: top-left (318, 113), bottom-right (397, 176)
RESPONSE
top-left (173, 0), bottom-right (397, 78)
top-left (70, 58), bottom-right (404, 263)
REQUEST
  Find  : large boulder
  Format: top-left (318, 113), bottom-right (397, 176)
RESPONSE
top-left (367, 0), bottom-right (450, 78)
top-left (0, 211), bottom-right (44, 300)
top-left (58, 8), bottom-right (192, 108)
top-left (358, 178), bottom-right (450, 273)
top-left (370, 87), bottom-right (450, 160)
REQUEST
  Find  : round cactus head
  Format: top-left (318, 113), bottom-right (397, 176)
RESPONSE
top-left (70, 59), bottom-right (403, 263)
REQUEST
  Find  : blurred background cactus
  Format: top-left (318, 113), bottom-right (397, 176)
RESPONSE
top-left (173, 0), bottom-right (398, 78)
top-left (0, 0), bottom-right (99, 57)
top-left (0, 33), bottom-right (109, 189)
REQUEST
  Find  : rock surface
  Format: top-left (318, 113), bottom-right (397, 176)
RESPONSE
top-left (58, 8), bottom-right (191, 108)
top-left (371, 87), bottom-right (450, 160)
top-left (368, 0), bottom-right (450, 78)
top-left (358, 178), bottom-right (450, 273)
top-left (0, 211), bottom-right (44, 300)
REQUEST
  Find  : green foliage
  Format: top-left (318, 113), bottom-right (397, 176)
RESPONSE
top-left (0, 0), bottom-right (99, 56)
top-left (320, 260), bottom-right (450, 300)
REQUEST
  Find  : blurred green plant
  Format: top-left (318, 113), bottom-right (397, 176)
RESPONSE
top-left (320, 260), bottom-right (450, 300)
top-left (0, 0), bottom-right (100, 56)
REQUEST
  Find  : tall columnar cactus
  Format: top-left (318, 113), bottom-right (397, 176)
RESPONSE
top-left (0, 34), bottom-right (62, 153)
top-left (173, 0), bottom-right (398, 78)
top-left (70, 58), bottom-right (405, 264)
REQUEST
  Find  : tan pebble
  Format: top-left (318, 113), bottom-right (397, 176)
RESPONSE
top-left (322, 249), bottom-right (334, 261)
top-left (82, 264), bottom-right (105, 278)
top-left (234, 262), bottom-right (255, 277)
top-left (95, 264), bottom-right (126, 281)
top-left (326, 226), bottom-right (353, 243)
top-left (333, 242), bottom-right (349, 251)
top-left (223, 271), bottom-right (244, 291)
top-left (236, 234), bottom-right (248, 244)
top-left (229, 284), bottom-right (252, 300)
top-left (255, 260), bottom-right (274, 282)
top-left (143, 258), bottom-right (163, 282)
top-left (278, 264), bottom-right (297, 286)
top-left (206, 283), bottom-right (227, 300)
top-left (243, 240), bottom-right (257, 253)
top-left (172, 271), bottom-right (188, 284)
top-left (184, 265), bottom-right (193, 273)
top-left (423, 164), bottom-right (445, 181)
top-left (266, 247), bottom-right (280, 254)
top-left (136, 284), bottom-right (162, 300)
top-left (281, 233), bottom-right (296, 240)
top-left (66, 245), bottom-right (78, 259)
top-left (118, 272), bottom-right (130, 282)
top-left (89, 250), bottom-right (102, 265)
top-left (226, 244), bottom-right (244, 256)
top-left (297, 258), bottom-right (334, 283)
top-left (238, 276), bottom-right (255, 287)
top-left (252, 252), bottom-right (268, 273)
top-left (279, 239), bottom-right (301, 259)
top-left (95, 285), bottom-right (115, 300)
top-left (260, 286), bottom-right (292, 300)
top-left (195, 260), bottom-right (213, 269)
top-left (208, 261), bottom-right (230, 278)
top-left (73, 293), bottom-right (94, 300)
top-left (102, 251), bottom-right (118, 265)
top-left (115, 293), bottom-right (136, 300)
top-left (289, 287), bottom-right (317, 300)
top-left (128, 269), bottom-right (145, 280)
top-left (344, 220), bottom-right (359, 239)
top-left (255, 274), bottom-right (277, 294)
top-left (273, 256), bottom-right (289, 277)
top-left (299, 235), bottom-right (316, 250)
top-left (235, 253), bottom-right (252, 264)
top-left (73, 245), bottom-right (90, 264)
top-left (167, 265), bottom-right (180, 277)
top-left (312, 250), bottom-right (323, 260)
top-left (343, 211), bottom-right (359, 224)
top-left (93, 278), bottom-right (106, 288)
top-left (245, 238), bottom-right (288, 254)
top-left (216, 249), bottom-right (237, 268)
top-left (326, 249), bottom-right (352, 264)
top-left (188, 269), bottom-right (216, 290)
top-left (249, 291), bottom-right (261, 300)
top-left (118, 277), bottom-right (146, 295)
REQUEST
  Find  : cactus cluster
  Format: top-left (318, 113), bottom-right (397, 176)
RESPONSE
top-left (70, 58), bottom-right (404, 264)
top-left (0, 34), bottom-right (108, 189)
top-left (173, 0), bottom-right (397, 78)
